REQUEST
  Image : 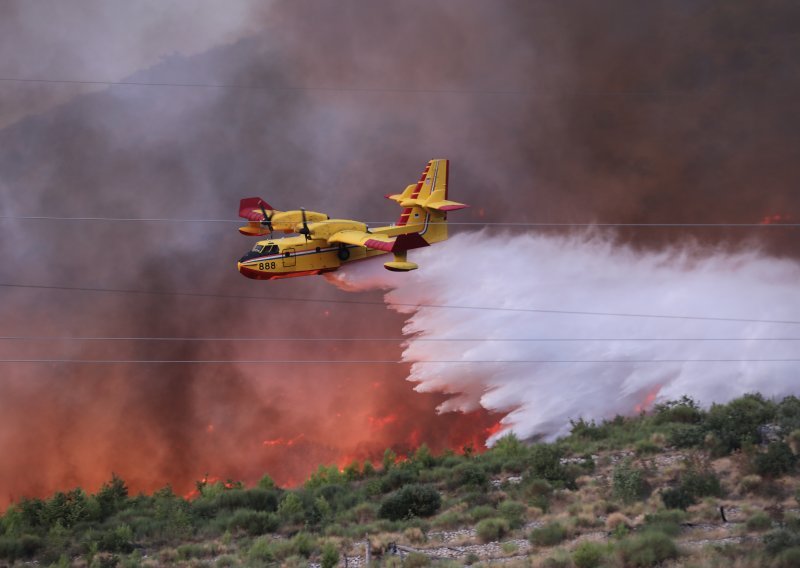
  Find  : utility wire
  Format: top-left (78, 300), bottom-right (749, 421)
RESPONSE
top-left (1, 358), bottom-right (798, 365)
top-left (1, 215), bottom-right (798, 227)
top-left (0, 335), bottom-right (798, 343)
top-left (0, 77), bottom-right (705, 98)
top-left (2, 282), bottom-right (799, 325)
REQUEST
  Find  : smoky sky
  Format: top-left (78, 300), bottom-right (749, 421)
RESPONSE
top-left (1, 0), bottom-right (799, 505)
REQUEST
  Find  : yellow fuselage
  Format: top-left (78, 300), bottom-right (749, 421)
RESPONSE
top-left (237, 234), bottom-right (388, 280)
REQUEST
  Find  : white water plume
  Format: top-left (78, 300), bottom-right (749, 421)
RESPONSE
top-left (326, 231), bottom-right (800, 443)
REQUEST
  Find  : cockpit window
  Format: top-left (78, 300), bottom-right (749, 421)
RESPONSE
top-left (251, 244), bottom-right (279, 255)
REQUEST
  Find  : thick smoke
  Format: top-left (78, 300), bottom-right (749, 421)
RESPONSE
top-left (1, 0), bottom-right (799, 505)
top-left (328, 232), bottom-right (800, 442)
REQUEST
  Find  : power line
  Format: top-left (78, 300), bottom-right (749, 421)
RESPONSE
top-left (1, 358), bottom-right (798, 365)
top-left (0, 335), bottom-right (798, 343)
top-left (0, 77), bottom-right (703, 98)
top-left (1, 215), bottom-right (798, 228)
top-left (2, 282), bottom-right (800, 326)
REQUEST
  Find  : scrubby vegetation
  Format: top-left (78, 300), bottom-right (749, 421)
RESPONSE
top-left (1, 393), bottom-right (800, 566)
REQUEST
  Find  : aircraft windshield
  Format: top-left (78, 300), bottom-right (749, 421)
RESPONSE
top-left (251, 244), bottom-right (279, 255)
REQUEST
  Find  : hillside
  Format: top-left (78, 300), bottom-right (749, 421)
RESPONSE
top-left (2, 393), bottom-right (800, 567)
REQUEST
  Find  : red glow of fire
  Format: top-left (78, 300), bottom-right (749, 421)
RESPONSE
top-left (262, 434), bottom-right (305, 447)
top-left (634, 386), bottom-right (662, 414)
top-left (760, 213), bottom-right (791, 225)
top-left (206, 423), bottom-right (214, 433)
top-left (368, 414), bottom-right (398, 430)
top-left (485, 421), bottom-right (504, 437)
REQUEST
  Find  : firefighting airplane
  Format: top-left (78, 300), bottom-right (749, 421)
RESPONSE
top-left (237, 159), bottom-right (467, 280)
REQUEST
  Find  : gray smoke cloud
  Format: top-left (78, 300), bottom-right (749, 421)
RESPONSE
top-left (328, 231), bottom-right (800, 442)
top-left (1, 0), bottom-right (799, 503)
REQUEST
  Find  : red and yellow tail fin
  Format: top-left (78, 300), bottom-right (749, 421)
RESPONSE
top-left (384, 159), bottom-right (467, 244)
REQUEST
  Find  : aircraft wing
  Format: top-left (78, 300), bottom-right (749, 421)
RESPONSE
top-left (328, 230), bottom-right (429, 253)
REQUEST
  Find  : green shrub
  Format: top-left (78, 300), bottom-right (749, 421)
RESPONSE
top-left (99, 524), bottom-right (133, 553)
top-left (476, 517), bottom-right (510, 542)
top-left (569, 418), bottom-right (608, 441)
top-left (753, 442), bottom-right (797, 478)
top-left (661, 486), bottom-right (694, 510)
top-left (469, 505), bottom-right (495, 522)
top-left (95, 474), bottom-right (129, 519)
top-left (765, 529), bottom-right (800, 556)
top-left (746, 511), bottom-right (772, 532)
top-left (382, 466), bottom-right (420, 493)
top-left (653, 396), bottom-right (703, 424)
top-left (498, 500), bottom-right (527, 529)
top-left (529, 522), bottom-right (567, 547)
top-left (492, 433), bottom-right (527, 459)
top-left (290, 532), bottom-right (316, 557)
top-left (612, 460), bottom-right (649, 504)
top-left (228, 509), bottom-right (279, 535)
top-left (642, 509), bottom-right (685, 536)
top-left (448, 463), bottom-right (488, 490)
top-left (277, 492), bottom-right (305, 524)
top-left (0, 534), bottom-right (43, 560)
top-left (664, 423), bottom-right (705, 448)
top-left (379, 485), bottom-right (441, 521)
top-left (773, 547), bottom-right (800, 568)
top-left (705, 394), bottom-right (775, 454)
top-left (529, 445), bottom-right (573, 487)
top-left (775, 396), bottom-right (800, 433)
top-left (663, 459), bottom-right (723, 509)
top-left (248, 537), bottom-right (275, 563)
top-left (572, 541), bottom-right (605, 568)
top-left (616, 531), bottom-right (678, 567)
top-left (635, 440), bottom-right (660, 456)
top-left (321, 542), bottom-right (339, 568)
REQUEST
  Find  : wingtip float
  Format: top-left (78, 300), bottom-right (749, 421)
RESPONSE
top-left (236, 159), bottom-right (468, 280)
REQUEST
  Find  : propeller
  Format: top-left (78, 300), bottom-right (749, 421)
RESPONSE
top-left (259, 204), bottom-right (273, 235)
top-left (299, 207), bottom-right (311, 240)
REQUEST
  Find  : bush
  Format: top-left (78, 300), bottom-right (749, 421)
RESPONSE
top-left (96, 474), bottom-right (129, 519)
top-left (529, 522), bottom-right (567, 547)
top-left (448, 463), bottom-right (488, 490)
top-left (248, 537), bottom-right (275, 563)
top-left (753, 442), bottom-right (797, 478)
top-left (498, 500), bottom-right (527, 529)
top-left (775, 396), bottom-right (800, 433)
top-left (612, 460), bottom-right (649, 504)
top-left (746, 511), bottom-right (772, 532)
top-left (572, 541), bottom-right (605, 568)
top-left (228, 509), bottom-right (279, 535)
top-left (529, 445), bottom-right (572, 486)
top-left (661, 487), bottom-right (694, 510)
top-left (99, 524), bottom-right (133, 553)
top-left (382, 466), bottom-right (420, 493)
top-left (642, 509), bottom-right (685, 537)
top-left (320, 542), bottom-right (339, 568)
top-left (773, 547), bottom-right (800, 568)
top-left (765, 529), bottom-right (800, 556)
top-left (0, 534), bottom-right (43, 560)
top-left (379, 485), bottom-right (441, 521)
top-left (664, 423), bottom-right (705, 448)
top-left (705, 394), bottom-right (775, 454)
top-left (653, 396), bottom-right (704, 424)
top-left (663, 459), bottom-right (723, 509)
top-left (277, 493), bottom-right (305, 524)
top-left (476, 517), bottom-right (510, 542)
top-left (616, 531), bottom-right (678, 567)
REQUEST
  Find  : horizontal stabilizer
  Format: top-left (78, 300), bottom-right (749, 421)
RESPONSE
top-left (239, 197), bottom-right (274, 221)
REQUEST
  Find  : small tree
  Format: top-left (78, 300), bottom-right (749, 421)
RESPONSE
top-left (612, 460), bottom-right (649, 504)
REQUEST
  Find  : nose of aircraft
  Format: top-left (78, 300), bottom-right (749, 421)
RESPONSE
top-left (238, 261), bottom-right (268, 280)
